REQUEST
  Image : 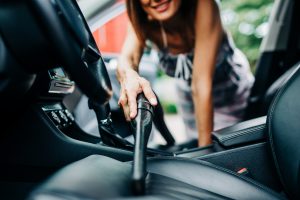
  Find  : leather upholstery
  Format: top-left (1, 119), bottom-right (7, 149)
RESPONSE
top-left (28, 155), bottom-right (284, 200)
top-left (29, 155), bottom-right (133, 199)
top-left (267, 65), bottom-right (300, 199)
top-left (147, 157), bottom-right (283, 199)
top-left (27, 63), bottom-right (300, 200)
top-left (264, 62), bottom-right (300, 108)
top-left (28, 63), bottom-right (300, 199)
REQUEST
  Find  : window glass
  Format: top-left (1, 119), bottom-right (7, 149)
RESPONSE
top-left (221, 0), bottom-right (274, 72)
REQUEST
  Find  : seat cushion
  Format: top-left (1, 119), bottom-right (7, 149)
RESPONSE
top-left (28, 155), bottom-right (285, 200)
top-left (147, 157), bottom-right (285, 199)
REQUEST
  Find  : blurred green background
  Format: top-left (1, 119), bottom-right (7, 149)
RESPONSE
top-left (221, 0), bottom-right (274, 72)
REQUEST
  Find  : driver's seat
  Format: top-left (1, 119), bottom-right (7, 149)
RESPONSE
top-left (28, 65), bottom-right (300, 199)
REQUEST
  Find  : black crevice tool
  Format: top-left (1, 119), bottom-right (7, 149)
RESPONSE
top-left (131, 93), bottom-right (153, 195)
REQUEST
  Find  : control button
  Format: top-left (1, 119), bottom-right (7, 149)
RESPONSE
top-left (64, 109), bottom-right (75, 121)
top-left (50, 111), bottom-right (61, 124)
top-left (58, 110), bottom-right (68, 123)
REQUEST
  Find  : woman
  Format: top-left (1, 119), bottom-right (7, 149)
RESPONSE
top-left (117, 0), bottom-right (254, 147)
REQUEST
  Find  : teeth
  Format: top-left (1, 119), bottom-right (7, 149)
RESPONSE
top-left (156, 3), bottom-right (168, 11)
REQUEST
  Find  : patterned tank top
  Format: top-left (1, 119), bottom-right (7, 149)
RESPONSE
top-left (153, 33), bottom-right (254, 139)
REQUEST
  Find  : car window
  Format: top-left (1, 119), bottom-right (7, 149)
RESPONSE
top-left (77, 0), bottom-right (115, 19)
top-left (92, 6), bottom-right (127, 54)
top-left (221, 0), bottom-right (274, 72)
top-left (77, 0), bottom-right (126, 54)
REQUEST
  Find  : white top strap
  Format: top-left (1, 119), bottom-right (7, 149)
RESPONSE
top-left (159, 21), bottom-right (168, 49)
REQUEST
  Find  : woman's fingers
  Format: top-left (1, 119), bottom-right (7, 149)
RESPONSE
top-left (122, 104), bottom-right (131, 121)
top-left (118, 88), bottom-right (127, 106)
top-left (139, 77), bottom-right (157, 106)
top-left (118, 88), bottom-right (131, 121)
top-left (127, 90), bottom-right (138, 119)
top-left (119, 75), bottom-right (156, 120)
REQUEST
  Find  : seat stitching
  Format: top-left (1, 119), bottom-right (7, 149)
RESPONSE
top-left (266, 64), bottom-right (300, 197)
top-left (148, 156), bottom-right (283, 198)
top-left (147, 173), bottom-right (233, 200)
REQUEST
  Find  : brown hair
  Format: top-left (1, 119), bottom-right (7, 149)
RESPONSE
top-left (126, 0), bottom-right (197, 48)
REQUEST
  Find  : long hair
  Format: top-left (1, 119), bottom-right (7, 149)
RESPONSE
top-left (126, 0), bottom-right (197, 48)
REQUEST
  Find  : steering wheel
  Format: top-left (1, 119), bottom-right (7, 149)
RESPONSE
top-left (0, 0), bottom-right (174, 195)
top-left (31, 1), bottom-right (156, 193)
top-left (31, 0), bottom-right (112, 104)
top-left (0, 0), bottom-right (178, 147)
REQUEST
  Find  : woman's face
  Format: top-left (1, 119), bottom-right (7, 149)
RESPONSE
top-left (140, 0), bottom-right (182, 21)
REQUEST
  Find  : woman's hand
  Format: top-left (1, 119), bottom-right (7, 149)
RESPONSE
top-left (118, 68), bottom-right (157, 121)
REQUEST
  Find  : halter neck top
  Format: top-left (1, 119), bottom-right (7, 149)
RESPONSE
top-left (155, 32), bottom-right (235, 85)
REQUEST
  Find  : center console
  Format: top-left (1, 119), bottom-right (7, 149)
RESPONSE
top-left (174, 116), bottom-right (281, 192)
top-left (37, 67), bottom-right (105, 144)
top-left (26, 67), bottom-right (282, 192)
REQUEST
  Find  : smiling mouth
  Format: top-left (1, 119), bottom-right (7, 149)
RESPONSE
top-left (151, 0), bottom-right (172, 13)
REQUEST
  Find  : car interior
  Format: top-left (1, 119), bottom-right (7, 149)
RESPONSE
top-left (0, 0), bottom-right (299, 199)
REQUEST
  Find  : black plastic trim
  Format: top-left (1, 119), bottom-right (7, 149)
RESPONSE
top-left (212, 116), bottom-right (267, 147)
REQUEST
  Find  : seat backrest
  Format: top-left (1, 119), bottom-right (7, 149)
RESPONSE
top-left (244, 0), bottom-right (300, 120)
top-left (259, 62), bottom-right (300, 117)
top-left (267, 63), bottom-right (300, 199)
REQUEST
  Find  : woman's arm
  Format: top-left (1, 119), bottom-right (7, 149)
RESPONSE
top-left (117, 23), bottom-right (157, 121)
top-left (192, 0), bottom-right (223, 147)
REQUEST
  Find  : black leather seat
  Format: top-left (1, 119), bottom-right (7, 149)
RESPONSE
top-left (28, 64), bottom-right (300, 200)
top-left (28, 156), bottom-right (283, 200)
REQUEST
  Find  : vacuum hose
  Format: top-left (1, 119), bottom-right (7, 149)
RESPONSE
top-left (132, 93), bottom-right (153, 195)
